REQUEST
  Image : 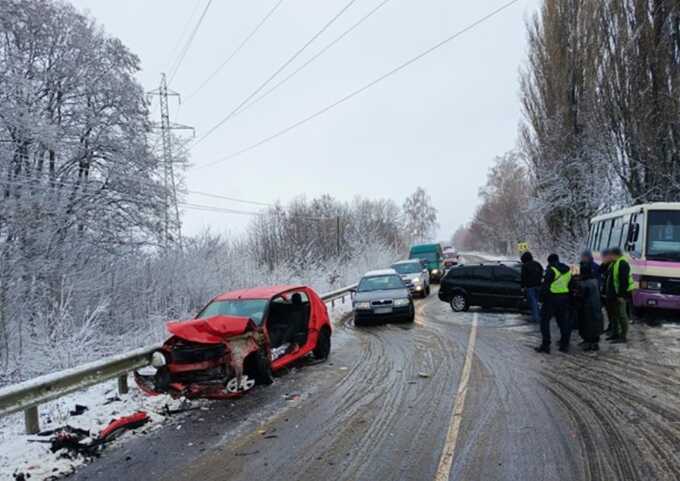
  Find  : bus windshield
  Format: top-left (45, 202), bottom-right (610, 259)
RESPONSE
top-left (647, 210), bottom-right (680, 261)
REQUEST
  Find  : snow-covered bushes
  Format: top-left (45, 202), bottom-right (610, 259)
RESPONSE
top-left (0, 225), bottom-right (404, 385)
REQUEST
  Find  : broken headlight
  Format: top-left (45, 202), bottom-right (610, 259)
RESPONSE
top-left (151, 350), bottom-right (167, 368)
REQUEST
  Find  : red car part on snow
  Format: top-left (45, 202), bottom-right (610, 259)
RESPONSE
top-left (98, 411), bottom-right (150, 441)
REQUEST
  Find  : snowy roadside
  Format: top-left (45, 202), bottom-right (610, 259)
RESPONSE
top-left (0, 375), bottom-right (200, 481)
top-left (459, 251), bottom-right (514, 262)
top-left (0, 304), bottom-right (353, 481)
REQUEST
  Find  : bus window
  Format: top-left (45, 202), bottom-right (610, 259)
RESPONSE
top-left (628, 214), bottom-right (643, 257)
top-left (592, 222), bottom-right (601, 251)
top-left (647, 210), bottom-right (680, 261)
top-left (610, 217), bottom-right (623, 249)
top-left (597, 220), bottom-right (613, 251)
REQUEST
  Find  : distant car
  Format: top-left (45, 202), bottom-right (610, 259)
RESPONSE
top-left (443, 250), bottom-right (461, 270)
top-left (353, 269), bottom-right (414, 326)
top-left (409, 243), bottom-right (445, 282)
top-left (438, 263), bottom-right (526, 312)
top-left (135, 285), bottom-right (332, 399)
top-left (391, 260), bottom-right (430, 297)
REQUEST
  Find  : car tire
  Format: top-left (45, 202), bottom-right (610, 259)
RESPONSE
top-left (313, 326), bottom-right (331, 360)
top-left (450, 293), bottom-right (469, 312)
top-left (246, 350), bottom-right (273, 385)
top-left (406, 303), bottom-right (415, 322)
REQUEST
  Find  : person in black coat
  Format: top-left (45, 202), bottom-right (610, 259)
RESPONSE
top-left (575, 261), bottom-right (604, 351)
top-left (520, 251), bottom-right (543, 323)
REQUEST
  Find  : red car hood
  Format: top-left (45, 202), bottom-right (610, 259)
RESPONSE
top-left (167, 315), bottom-right (255, 344)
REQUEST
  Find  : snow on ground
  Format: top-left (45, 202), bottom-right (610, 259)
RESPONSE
top-left (0, 303), bottom-right (353, 481)
top-left (459, 251), bottom-right (514, 262)
top-left (0, 375), bottom-right (200, 481)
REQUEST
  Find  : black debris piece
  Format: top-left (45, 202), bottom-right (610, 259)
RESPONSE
top-left (69, 404), bottom-right (89, 416)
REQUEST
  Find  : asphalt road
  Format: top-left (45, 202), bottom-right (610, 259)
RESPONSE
top-left (72, 283), bottom-right (680, 481)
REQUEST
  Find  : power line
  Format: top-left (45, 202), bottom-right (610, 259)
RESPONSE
top-left (236, 0), bottom-right (395, 119)
top-left (0, 176), bottom-right (277, 210)
top-left (197, 0), bottom-right (522, 169)
top-left (186, 0), bottom-right (287, 101)
top-left (166, 2), bottom-right (204, 70)
top-left (179, 201), bottom-right (337, 221)
top-left (179, 202), bottom-right (265, 217)
top-left (191, 0), bottom-right (360, 148)
top-left (188, 190), bottom-right (274, 207)
top-left (0, 176), bottom-right (358, 222)
top-left (168, 0), bottom-right (214, 85)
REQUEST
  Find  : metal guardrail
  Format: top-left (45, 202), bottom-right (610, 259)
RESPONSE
top-left (0, 284), bottom-right (357, 434)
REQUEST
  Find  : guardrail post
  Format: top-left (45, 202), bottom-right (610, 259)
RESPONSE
top-left (117, 374), bottom-right (129, 395)
top-left (24, 406), bottom-right (39, 434)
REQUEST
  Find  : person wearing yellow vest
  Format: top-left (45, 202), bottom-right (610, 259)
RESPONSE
top-left (605, 247), bottom-right (634, 344)
top-left (535, 253), bottom-right (573, 354)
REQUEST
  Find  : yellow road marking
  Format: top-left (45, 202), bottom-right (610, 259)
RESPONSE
top-left (434, 312), bottom-right (478, 481)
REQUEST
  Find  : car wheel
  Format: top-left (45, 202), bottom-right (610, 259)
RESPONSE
top-left (245, 350), bottom-right (273, 385)
top-left (450, 293), bottom-right (469, 312)
top-left (407, 304), bottom-right (415, 322)
top-left (313, 326), bottom-right (331, 360)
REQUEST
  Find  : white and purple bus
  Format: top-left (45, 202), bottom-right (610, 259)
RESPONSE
top-left (588, 203), bottom-right (680, 314)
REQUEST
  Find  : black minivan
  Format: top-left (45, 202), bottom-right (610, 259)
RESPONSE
top-left (438, 263), bottom-right (526, 312)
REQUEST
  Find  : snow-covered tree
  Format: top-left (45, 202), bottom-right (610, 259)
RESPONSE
top-left (402, 187), bottom-right (438, 244)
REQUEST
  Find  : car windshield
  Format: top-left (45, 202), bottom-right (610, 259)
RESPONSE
top-left (358, 275), bottom-right (405, 292)
top-left (647, 210), bottom-right (680, 261)
top-left (413, 252), bottom-right (438, 262)
top-left (196, 299), bottom-right (268, 325)
top-left (392, 262), bottom-right (421, 274)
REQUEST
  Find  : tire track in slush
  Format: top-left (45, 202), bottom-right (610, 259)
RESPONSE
top-left (554, 363), bottom-right (680, 480)
top-left (327, 316), bottom-right (461, 481)
top-left (248, 301), bottom-right (463, 481)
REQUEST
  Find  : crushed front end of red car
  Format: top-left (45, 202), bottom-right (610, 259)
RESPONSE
top-left (134, 315), bottom-right (268, 400)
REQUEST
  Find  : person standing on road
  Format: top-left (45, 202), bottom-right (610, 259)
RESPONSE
top-left (606, 248), bottom-right (634, 344)
top-left (520, 251), bottom-right (543, 323)
top-left (535, 254), bottom-right (573, 354)
top-left (600, 249), bottom-right (614, 334)
top-left (580, 250), bottom-right (601, 287)
top-left (576, 260), bottom-right (604, 351)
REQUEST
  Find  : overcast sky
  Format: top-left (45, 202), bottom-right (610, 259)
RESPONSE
top-left (70, 0), bottom-right (541, 241)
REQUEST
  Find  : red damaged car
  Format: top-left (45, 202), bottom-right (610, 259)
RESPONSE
top-left (135, 285), bottom-right (332, 400)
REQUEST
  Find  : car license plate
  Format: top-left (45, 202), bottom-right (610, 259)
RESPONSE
top-left (374, 307), bottom-right (392, 315)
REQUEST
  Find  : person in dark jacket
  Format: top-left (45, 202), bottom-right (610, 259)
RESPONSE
top-left (600, 249), bottom-right (614, 333)
top-left (575, 260), bottom-right (604, 351)
top-left (520, 251), bottom-right (543, 323)
top-left (580, 249), bottom-right (601, 287)
top-left (605, 248), bottom-right (633, 343)
top-left (535, 254), bottom-right (572, 354)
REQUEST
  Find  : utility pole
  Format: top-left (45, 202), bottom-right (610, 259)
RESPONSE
top-left (147, 73), bottom-right (194, 250)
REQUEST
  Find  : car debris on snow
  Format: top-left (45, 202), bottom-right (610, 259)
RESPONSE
top-left (68, 405), bottom-right (88, 417)
top-left (0, 377), bottom-right (205, 481)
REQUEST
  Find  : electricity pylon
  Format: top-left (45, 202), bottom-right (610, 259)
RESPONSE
top-left (147, 73), bottom-right (194, 249)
